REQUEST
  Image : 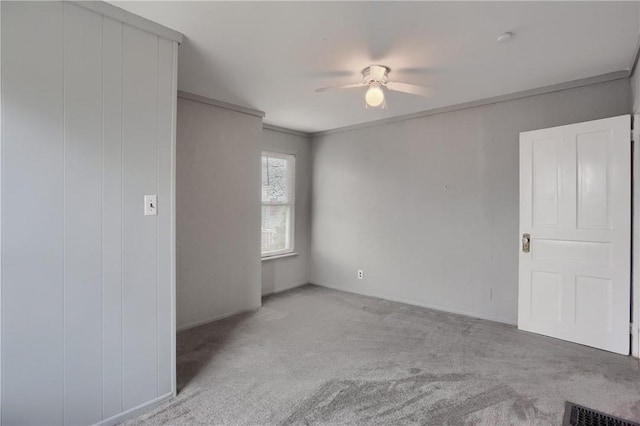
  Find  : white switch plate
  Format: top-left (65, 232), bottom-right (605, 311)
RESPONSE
top-left (144, 195), bottom-right (157, 216)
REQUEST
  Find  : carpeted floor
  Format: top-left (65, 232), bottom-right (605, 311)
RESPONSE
top-left (124, 284), bottom-right (640, 425)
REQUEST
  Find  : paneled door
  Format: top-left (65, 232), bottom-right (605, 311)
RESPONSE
top-left (519, 115), bottom-right (631, 355)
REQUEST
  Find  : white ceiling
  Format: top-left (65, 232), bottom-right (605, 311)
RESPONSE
top-left (111, 1), bottom-right (640, 133)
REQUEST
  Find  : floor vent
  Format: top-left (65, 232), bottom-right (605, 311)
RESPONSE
top-left (563, 402), bottom-right (640, 426)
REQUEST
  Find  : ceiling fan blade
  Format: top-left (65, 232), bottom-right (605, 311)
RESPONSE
top-left (384, 81), bottom-right (432, 97)
top-left (315, 82), bottom-right (367, 93)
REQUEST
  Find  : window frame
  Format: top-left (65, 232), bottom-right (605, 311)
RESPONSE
top-left (261, 151), bottom-right (296, 259)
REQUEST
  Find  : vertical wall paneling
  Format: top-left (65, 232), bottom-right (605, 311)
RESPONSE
top-left (170, 42), bottom-right (179, 395)
top-left (0, 3), bottom-right (3, 421)
top-left (1, 2), bottom-right (66, 424)
top-left (1, 2), bottom-right (180, 424)
top-left (121, 25), bottom-right (160, 411)
top-left (63, 4), bottom-right (104, 424)
top-left (156, 37), bottom-right (173, 397)
top-left (102, 16), bottom-right (124, 419)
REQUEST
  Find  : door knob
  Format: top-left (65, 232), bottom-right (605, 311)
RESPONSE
top-left (522, 233), bottom-right (530, 253)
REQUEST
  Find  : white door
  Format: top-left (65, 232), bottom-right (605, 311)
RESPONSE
top-left (519, 115), bottom-right (631, 355)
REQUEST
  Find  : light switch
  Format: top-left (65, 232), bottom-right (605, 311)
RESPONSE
top-left (144, 195), bottom-right (157, 216)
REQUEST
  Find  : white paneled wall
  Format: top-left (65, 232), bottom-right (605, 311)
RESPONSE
top-left (1, 2), bottom-right (180, 425)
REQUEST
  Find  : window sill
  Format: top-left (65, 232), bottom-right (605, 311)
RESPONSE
top-left (261, 252), bottom-right (299, 262)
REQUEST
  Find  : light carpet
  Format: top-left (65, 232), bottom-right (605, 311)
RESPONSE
top-left (123, 284), bottom-right (640, 425)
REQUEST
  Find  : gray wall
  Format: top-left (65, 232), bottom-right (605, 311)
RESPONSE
top-left (1, 2), bottom-right (177, 424)
top-left (177, 97), bottom-right (262, 330)
top-left (261, 129), bottom-right (312, 295)
top-left (311, 78), bottom-right (631, 325)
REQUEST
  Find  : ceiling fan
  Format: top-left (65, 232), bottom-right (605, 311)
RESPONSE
top-left (315, 65), bottom-right (432, 109)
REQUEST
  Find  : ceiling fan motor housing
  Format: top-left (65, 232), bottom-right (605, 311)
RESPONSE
top-left (362, 65), bottom-right (390, 84)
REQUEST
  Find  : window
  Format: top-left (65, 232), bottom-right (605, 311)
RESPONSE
top-left (261, 152), bottom-right (295, 257)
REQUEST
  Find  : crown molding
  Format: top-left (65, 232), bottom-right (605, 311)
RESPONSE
top-left (72, 1), bottom-right (183, 43)
top-left (178, 91), bottom-right (266, 118)
top-left (263, 124), bottom-right (310, 138)
top-left (310, 70), bottom-right (629, 138)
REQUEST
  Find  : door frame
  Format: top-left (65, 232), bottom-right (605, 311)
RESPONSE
top-left (633, 114), bottom-right (639, 357)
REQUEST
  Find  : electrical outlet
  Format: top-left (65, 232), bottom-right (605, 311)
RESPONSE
top-left (357, 270), bottom-right (364, 279)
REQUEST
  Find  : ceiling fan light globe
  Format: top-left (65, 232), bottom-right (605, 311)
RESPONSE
top-left (365, 86), bottom-right (385, 107)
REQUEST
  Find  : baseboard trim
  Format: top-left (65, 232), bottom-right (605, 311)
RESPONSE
top-left (94, 392), bottom-right (173, 426)
top-left (312, 282), bottom-right (516, 326)
top-left (262, 282), bottom-right (309, 297)
top-left (177, 304), bottom-right (262, 332)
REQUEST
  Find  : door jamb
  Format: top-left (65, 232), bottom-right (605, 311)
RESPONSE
top-left (632, 114), bottom-right (639, 357)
